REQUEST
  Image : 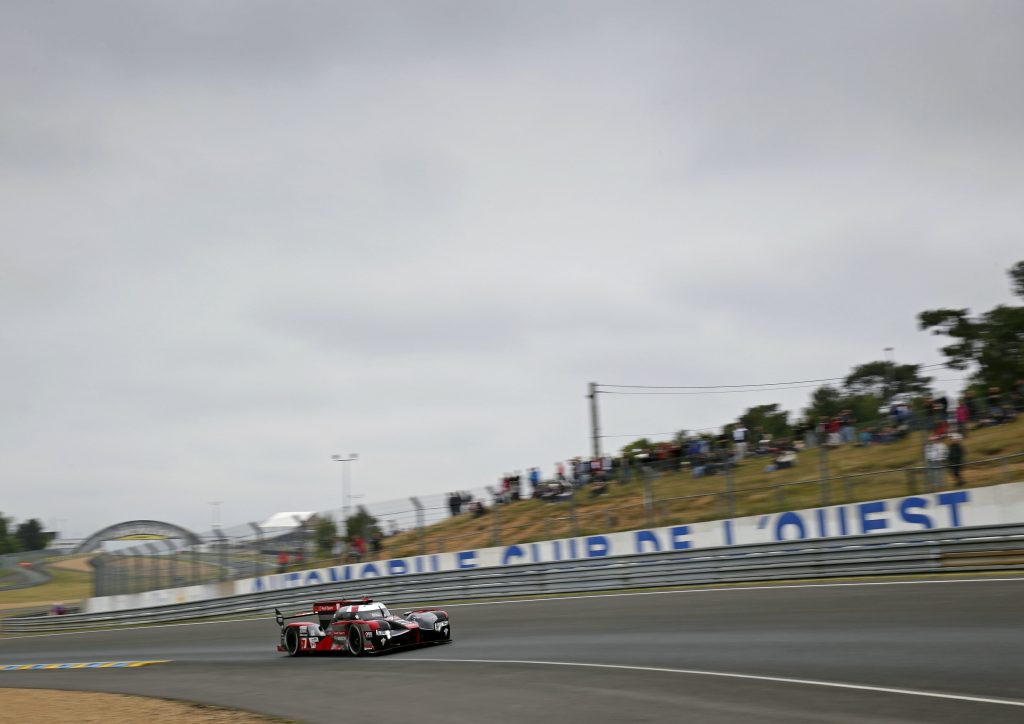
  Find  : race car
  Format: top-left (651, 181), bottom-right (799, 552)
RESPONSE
top-left (275, 597), bottom-right (452, 656)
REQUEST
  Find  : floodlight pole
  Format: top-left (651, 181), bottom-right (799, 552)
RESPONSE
top-left (331, 453), bottom-right (359, 535)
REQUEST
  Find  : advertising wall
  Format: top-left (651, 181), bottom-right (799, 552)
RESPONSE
top-left (85, 481), bottom-right (1024, 613)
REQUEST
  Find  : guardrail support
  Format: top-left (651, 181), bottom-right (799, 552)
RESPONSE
top-left (410, 497), bottom-right (425, 555)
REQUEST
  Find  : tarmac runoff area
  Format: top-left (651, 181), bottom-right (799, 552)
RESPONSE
top-left (0, 577), bottom-right (1022, 723)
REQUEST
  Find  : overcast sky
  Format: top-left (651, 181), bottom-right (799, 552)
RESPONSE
top-left (2, 1), bottom-right (1022, 539)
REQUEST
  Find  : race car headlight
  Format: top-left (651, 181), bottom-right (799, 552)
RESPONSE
top-left (434, 621), bottom-right (448, 632)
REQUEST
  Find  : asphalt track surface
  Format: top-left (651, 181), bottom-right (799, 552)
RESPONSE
top-left (1, 578), bottom-right (1022, 723)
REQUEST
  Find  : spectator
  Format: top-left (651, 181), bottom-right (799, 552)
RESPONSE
top-left (826, 417), bottom-right (842, 447)
top-left (925, 435), bottom-right (948, 491)
top-left (987, 387), bottom-right (1005, 424)
top-left (351, 536), bottom-right (366, 562)
top-left (50, 602), bottom-right (67, 616)
top-left (469, 500), bottom-right (487, 517)
top-left (840, 409), bottom-right (856, 444)
top-left (732, 425), bottom-right (748, 459)
top-left (277, 551), bottom-right (289, 573)
top-left (529, 467), bottom-right (541, 496)
top-left (555, 461), bottom-right (566, 483)
top-left (955, 398), bottom-right (970, 437)
top-left (947, 433), bottom-right (966, 487)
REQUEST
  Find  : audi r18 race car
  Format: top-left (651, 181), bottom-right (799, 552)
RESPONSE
top-left (275, 597), bottom-right (452, 656)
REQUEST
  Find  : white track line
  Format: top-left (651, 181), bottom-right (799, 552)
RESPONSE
top-left (396, 658), bottom-right (1024, 709)
top-left (3, 576), bottom-right (1021, 640)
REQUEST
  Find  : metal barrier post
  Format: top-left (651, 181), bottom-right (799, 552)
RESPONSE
top-left (410, 497), bottom-right (425, 555)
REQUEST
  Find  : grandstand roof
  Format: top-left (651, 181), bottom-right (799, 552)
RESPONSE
top-left (260, 511), bottom-right (316, 529)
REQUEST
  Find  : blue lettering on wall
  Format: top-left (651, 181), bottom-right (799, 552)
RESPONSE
top-left (359, 563), bottom-right (380, 578)
top-left (568, 539), bottom-right (578, 559)
top-left (669, 525), bottom-right (691, 550)
top-left (723, 519), bottom-right (734, 546)
top-left (254, 577), bottom-right (265, 592)
top-left (502, 545), bottom-right (525, 565)
top-left (457, 551), bottom-right (478, 569)
top-left (304, 571), bottom-right (322, 585)
top-left (585, 536), bottom-right (610, 557)
top-left (816, 508), bottom-right (828, 538)
top-left (387, 559), bottom-right (408, 576)
top-left (635, 530), bottom-right (661, 554)
top-left (530, 543), bottom-right (540, 563)
top-left (899, 497), bottom-right (933, 529)
top-left (858, 501), bottom-right (888, 534)
top-left (837, 505), bottom-right (848, 536)
top-left (553, 540), bottom-right (562, 561)
top-left (430, 555), bottom-right (441, 572)
top-left (285, 572), bottom-right (301, 587)
top-left (937, 490), bottom-right (969, 527)
top-left (774, 512), bottom-right (807, 541)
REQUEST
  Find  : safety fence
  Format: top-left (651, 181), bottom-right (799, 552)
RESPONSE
top-left (4, 523), bottom-right (1022, 633)
top-left (83, 451), bottom-right (1024, 597)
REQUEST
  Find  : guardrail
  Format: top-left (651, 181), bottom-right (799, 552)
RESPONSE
top-left (4, 524), bottom-right (1022, 633)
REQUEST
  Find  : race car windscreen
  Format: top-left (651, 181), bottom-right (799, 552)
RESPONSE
top-left (334, 608), bottom-right (384, 621)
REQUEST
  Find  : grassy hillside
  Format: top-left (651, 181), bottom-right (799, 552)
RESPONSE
top-left (376, 418), bottom-right (1024, 558)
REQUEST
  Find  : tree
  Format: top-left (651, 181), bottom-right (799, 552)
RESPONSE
top-left (620, 438), bottom-right (654, 459)
top-left (313, 516), bottom-right (338, 555)
top-left (343, 507), bottom-right (379, 543)
top-left (0, 514), bottom-right (18, 554)
top-left (738, 404), bottom-right (791, 438)
top-left (14, 519), bottom-right (48, 551)
top-left (844, 361), bottom-right (932, 402)
top-left (919, 260), bottom-right (1024, 391)
top-left (804, 385), bottom-right (843, 420)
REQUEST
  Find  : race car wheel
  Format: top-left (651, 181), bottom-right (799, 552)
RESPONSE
top-left (284, 628), bottom-right (301, 657)
top-left (347, 625), bottom-right (363, 656)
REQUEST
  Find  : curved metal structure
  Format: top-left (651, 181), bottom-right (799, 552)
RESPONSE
top-left (72, 520), bottom-right (202, 554)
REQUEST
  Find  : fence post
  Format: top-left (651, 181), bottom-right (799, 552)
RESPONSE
top-left (905, 467), bottom-right (916, 494)
top-left (492, 499), bottom-right (501, 547)
top-left (643, 465), bottom-right (654, 526)
top-left (249, 523), bottom-right (264, 578)
top-left (410, 497), bottom-right (425, 555)
top-left (568, 490), bottom-right (578, 537)
top-left (775, 483), bottom-right (786, 509)
top-left (214, 528), bottom-right (228, 581)
top-left (145, 543), bottom-right (161, 592)
top-left (165, 540), bottom-right (177, 589)
top-left (724, 467), bottom-right (736, 518)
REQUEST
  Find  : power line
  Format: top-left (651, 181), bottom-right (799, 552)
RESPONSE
top-left (598, 363), bottom-right (948, 391)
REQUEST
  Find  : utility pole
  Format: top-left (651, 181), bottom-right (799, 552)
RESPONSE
top-left (589, 382), bottom-right (602, 460)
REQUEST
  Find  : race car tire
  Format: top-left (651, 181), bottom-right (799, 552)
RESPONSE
top-left (347, 625), bottom-right (363, 656)
top-left (284, 628), bottom-right (301, 657)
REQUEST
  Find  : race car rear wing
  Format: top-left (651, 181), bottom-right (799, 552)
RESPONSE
top-left (274, 607), bottom-right (314, 626)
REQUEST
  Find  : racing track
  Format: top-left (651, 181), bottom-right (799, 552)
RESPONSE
top-left (2, 578), bottom-right (1022, 723)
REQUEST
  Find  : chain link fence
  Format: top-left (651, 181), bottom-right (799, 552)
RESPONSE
top-left (86, 449), bottom-right (1024, 597)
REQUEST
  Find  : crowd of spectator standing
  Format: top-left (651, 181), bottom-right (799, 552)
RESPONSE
top-left (443, 382), bottom-right (1024, 520)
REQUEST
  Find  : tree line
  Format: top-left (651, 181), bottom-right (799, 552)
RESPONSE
top-left (0, 515), bottom-right (50, 554)
top-left (624, 259), bottom-right (1024, 453)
